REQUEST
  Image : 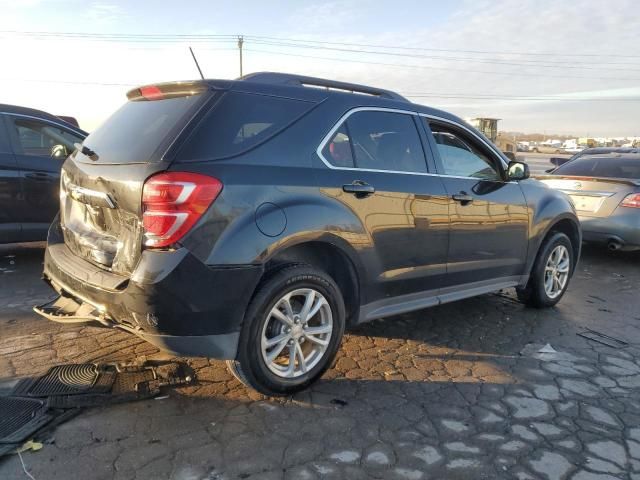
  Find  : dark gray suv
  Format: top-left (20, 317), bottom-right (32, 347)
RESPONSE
top-left (35, 73), bottom-right (581, 395)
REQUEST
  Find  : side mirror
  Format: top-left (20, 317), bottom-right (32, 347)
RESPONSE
top-left (550, 157), bottom-right (568, 167)
top-left (507, 161), bottom-right (530, 181)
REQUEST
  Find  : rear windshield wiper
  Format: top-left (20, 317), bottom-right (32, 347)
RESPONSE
top-left (74, 143), bottom-right (99, 161)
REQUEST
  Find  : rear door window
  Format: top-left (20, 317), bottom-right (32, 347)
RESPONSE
top-left (177, 92), bottom-right (315, 161)
top-left (322, 110), bottom-right (428, 173)
top-left (553, 156), bottom-right (640, 179)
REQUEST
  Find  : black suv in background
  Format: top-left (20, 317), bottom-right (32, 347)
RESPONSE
top-left (35, 73), bottom-right (581, 395)
top-left (0, 105), bottom-right (87, 243)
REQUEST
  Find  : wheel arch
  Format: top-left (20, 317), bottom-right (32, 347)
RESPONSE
top-left (261, 236), bottom-right (363, 325)
top-left (530, 214), bottom-right (582, 276)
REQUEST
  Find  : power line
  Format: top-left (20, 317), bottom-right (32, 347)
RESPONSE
top-left (0, 30), bottom-right (238, 39)
top-left (243, 48), bottom-right (640, 82)
top-left (0, 78), bottom-right (136, 87)
top-left (4, 30), bottom-right (640, 72)
top-left (245, 34), bottom-right (640, 60)
top-left (0, 78), bottom-right (637, 102)
top-left (4, 30), bottom-right (640, 60)
top-left (0, 31), bottom-right (238, 43)
top-left (245, 39), bottom-right (640, 72)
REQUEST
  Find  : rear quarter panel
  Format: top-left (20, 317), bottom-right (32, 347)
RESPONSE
top-left (176, 98), bottom-right (372, 284)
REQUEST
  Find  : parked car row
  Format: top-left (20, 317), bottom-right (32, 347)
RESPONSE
top-left (0, 104), bottom-right (86, 243)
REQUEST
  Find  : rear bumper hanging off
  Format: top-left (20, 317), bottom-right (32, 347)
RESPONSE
top-left (37, 221), bottom-right (263, 359)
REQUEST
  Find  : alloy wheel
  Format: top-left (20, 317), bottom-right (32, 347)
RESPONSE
top-left (544, 245), bottom-right (570, 299)
top-left (260, 288), bottom-right (333, 378)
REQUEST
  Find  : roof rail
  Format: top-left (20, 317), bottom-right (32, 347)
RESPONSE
top-left (240, 72), bottom-right (408, 102)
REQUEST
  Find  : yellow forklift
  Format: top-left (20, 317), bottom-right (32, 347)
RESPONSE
top-left (468, 117), bottom-right (518, 161)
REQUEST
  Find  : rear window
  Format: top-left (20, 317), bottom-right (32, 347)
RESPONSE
top-left (80, 93), bottom-right (205, 164)
top-left (176, 92), bottom-right (314, 161)
top-left (553, 156), bottom-right (640, 179)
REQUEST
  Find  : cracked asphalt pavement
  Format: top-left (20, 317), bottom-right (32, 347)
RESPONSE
top-left (0, 243), bottom-right (639, 480)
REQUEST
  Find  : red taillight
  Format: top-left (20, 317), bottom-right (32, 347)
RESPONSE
top-left (139, 85), bottom-right (164, 101)
top-left (621, 193), bottom-right (640, 209)
top-left (142, 172), bottom-right (222, 248)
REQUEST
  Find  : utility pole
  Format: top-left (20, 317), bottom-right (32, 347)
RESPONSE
top-left (237, 35), bottom-right (244, 78)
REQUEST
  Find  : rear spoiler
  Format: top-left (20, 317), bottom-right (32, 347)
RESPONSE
top-left (126, 81), bottom-right (210, 101)
top-left (535, 174), bottom-right (640, 187)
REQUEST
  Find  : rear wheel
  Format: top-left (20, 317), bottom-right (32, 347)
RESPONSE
top-left (517, 232), bottom-right (574, 308)
top-left (227, 264), bottom-right (345, 396)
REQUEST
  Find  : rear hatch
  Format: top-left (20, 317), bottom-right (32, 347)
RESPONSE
top-left (59, 82), bottom-right (213, 276)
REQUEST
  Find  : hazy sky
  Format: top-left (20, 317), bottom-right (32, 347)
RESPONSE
top-left (1, 0), bottom-right (639, 136)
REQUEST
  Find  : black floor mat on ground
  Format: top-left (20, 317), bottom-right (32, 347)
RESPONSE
top-left (12, 364), bottom-right (116, 397)
top-left (0, 397), bottom-right (52, 445)
top-left (47, 368), bottom-right (159, 408)
top-left (0, 361), bottom-right (193, 457)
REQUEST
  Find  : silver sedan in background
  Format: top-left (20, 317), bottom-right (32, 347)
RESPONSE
top-left (538, 152), bottom-right (640, 251)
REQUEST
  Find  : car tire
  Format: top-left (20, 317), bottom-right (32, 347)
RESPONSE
top-left (227, 264), bottom-right (346, 396)
top-left (517, 232), bottom-right (574, 308)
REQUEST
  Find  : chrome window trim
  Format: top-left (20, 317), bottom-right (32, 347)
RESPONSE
top-left (316, 106), bottom-right (514, 183)
top-left (316, 106), bottom-right (436, 177)
top-left (1, 112), bottom-right (86, 137)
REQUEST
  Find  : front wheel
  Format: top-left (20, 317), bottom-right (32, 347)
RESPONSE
top-left (517, 232), bottom-right (574, 308)
top-left (227, 264), bottom-right (345, 396)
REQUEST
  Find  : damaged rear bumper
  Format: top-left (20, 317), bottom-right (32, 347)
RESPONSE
top-left (37, 221), bottom-right (262, 359)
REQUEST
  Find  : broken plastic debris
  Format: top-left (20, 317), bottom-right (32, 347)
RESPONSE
top-left (17, 440), bottom-right (43, 453)
top-left (519, 343), bottom-right (582, 363)
top-left (154, 395), bottom-right (169, 400)
top-left (577, 329), bottom-right (628, 348)
top-left (538, 344), bottom-right (557, 354)
top-left (330, 398), bottom-right (348, 408)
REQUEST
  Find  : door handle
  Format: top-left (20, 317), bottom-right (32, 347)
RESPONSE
top-left (452, 192), bottom-right (473, 205)
top-left (343, 181), bottom-right (375, 198)
top-left (25, 172), bottom-right (54, 182)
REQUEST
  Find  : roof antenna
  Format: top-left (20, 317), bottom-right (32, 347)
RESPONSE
top-left (189, 46), bottom-right (205, 80)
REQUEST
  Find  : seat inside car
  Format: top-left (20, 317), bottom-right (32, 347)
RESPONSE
top-left (376, 132), bottom-right (416, 172)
